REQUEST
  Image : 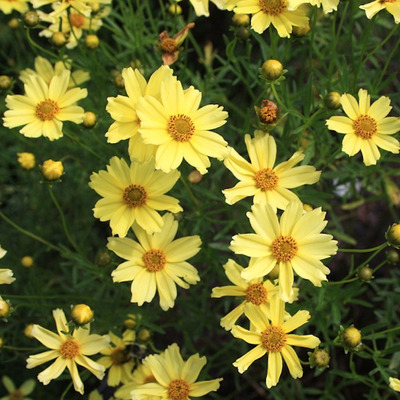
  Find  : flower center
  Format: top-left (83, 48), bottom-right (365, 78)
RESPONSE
top-left (259, 0), bottom-right (287, 14)
top-left (254, 168), bottom-right (279, 191)
top-left (168, 114), bottom-right (195, 142)
top-left (60, 338), bottom-right (80, 359)
top-left (35, 99), bottom-right (60, 121)
top-left (111, 347), bottom-right (130, 365)
top-left (380, 0), bottom-right (396, 3)
top-left (69, 12), bottom-right (85, 28)
top-left (261, 325), bottom-right (287, 352)
top-left (123, 185), bottom-right (147, 207)
top-left (259, 105), bottom-right (278, 124)
top-left (245, 283), bottom-right (268, 305)
top-left (161, 38), bottom-right (178, 53)
top-left (143, 249), bottom-right (167, 272)
top-left (271, 235), bottom-right (298, 262)
top-left (9, 391), bottom-right (23, 400)
top-left (167, 379), bottom-right (190, 400)
top-left (353, 115), bottom-right (377, 139)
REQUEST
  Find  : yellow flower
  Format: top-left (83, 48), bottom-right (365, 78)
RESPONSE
top-left (108, 213), bottom-right (201, 310)
top-left (97, 331), bottom-right (136, 386)
top-left (223, 132), bottom-right (321, 210)
top-left (20, 56), bottom-right (90, 89)
top-left (17, 152), bottom-right (36, 170)
top-left (0, 246), bottom-right (15, 285)
top-left (136, 75), bottom-right (229, 174)
top-left (3, 70), bottom-right (87, 141)
top-left (289, 0), bottom-right (339, 13)
top-left (26, 309), bottom-right (109, 394)
top-left (326, 89), bottom-right (400, 166)
top-left (230, 201), bottom-right (338, 301)
top-left (182, 0), bottom-right (226, 16)
top-left (389, 377), bottom-right (400, 391)
top-left (360, 0), bottom-right (400, 23)
top-left (41, 159), bottom-right (64, 180)
top-left (89, 157), bottom-right (182, 237)
top-left (1, 376), bottom-right (35, 400)
top-left (131, 343), bottom-right (222, 399)
top-left (0, 0), bottom-right (29, 14)
top-left (31, 0), bottom-right (111, 17)
top-left (234, 0), bottom-right (308, 37)
top-left (211, 259), bottom-right (299, 330)
top-left (231, 296), bottom-right (320, 388)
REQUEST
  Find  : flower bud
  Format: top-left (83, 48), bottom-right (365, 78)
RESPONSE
top-left (236, 26), bottom-right (250, 41)
top-left (309, 348), bottom-right (330, 368)
top-left (386, 223), bottom-right (400, 248)
top-left (96, 249), bottom-right (111, 266)
top-left (384, 177), bottom-right (400, 207)
top-left (21, 256), bottom-right (34, 268)
top-left (138, 328), bottom-right (151, 342)
top-left (358, 266), bottom-right (373, 282)
top-left (261, 59), bottom-right (283, 81)
top-left (324, 91), bottom-right (341, 110)
top-left (17, 152), bottom-right (35, 170)
top-left (85, 34), bottom-right (100, 49)
top-left (114, 73), bottom-right (125, 89)
top-left (188, 170), bottom-right (202, 184)
top-left (41, 159), bottom-right (64, 181)
top-left (52, 32), bottom-right (67, 47)
top-left (24, 324), bottom-right (34, 338)
top-left (8, 18), bottom-right (19, 29)
top-left (387, 249), bottom-right (399, 264)
top-left (232, 14), bottom-right (250, 27)
top-left (71, 304), bottom-right (94, 325)
top-left (82, 111), bottom-right (97, 128)
top-left (168, 3), bottom-right (182, 15)
top-left (0, 75), bottom-right (12, 91)
top-left (292, 23), bottom-right (311, 37)
top-left (342, 326), bottom-right (362, 348)
top-left (124, 317), bottom-right (137, 329)
top-left (23, 11), bottom-right (39, 27)
top-left (0, 299), bottom-right (10, 318)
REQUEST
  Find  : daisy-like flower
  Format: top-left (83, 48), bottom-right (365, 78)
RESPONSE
top-left (89, 157), bottom-right (182, 237)
top-left (131, 343), bottom-right (222, 399)
top-left (289, 0), bottom-right (339, 14)
top-left (0, 246), bottom-right (15, 285)
top-left (97, 331), bottom-right (136, 386)
top-left (389, 377), bottom-right (400, 391)
top-left (360, 0), bottom-right (400, 23)
top-left (20, 56), bottom-right (89, 89)
top-left (234, 0), bottom-right (309, 37)
top-left (26, 309), bottom-right (109, 394)
top-left (230, 201), bottom-right (338, 301)
top-left (231, 296), bottom-right (320, 388)
top-left (0, 0), bottom-right (29, 14)
top-left (3, 69), bottom-right (87, 141)
top-left (136, 75), bottom-right (229, 174)
top-left (222, 132), bottom-right (321, 210)
top-left (180, 0), bottom-right (226, 16)
top-left (1, 376), bottom-right (35, 400)
top-left (31, 0), bottom-right (110, 17)
top-left (326, 89), bottom-right (400, 166)
top-left (107, 213), bottom-right (201, 310)
top-left (211, 259), bottom-right (299, 330)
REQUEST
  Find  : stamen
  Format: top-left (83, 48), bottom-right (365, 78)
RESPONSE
top-left (123, 185), bottom-right (147, 207)
top-left (254, 168), bottom-right (279, 191)
top-left (261, 325), bottom-right (287, 352)
top-left (167, 114), bottom-right (195, 142)
top-left (259, 0), bottom-right (287, 14)
top-left (353, 115), bottom-right (377, 139)
top-left (60, 339), bottom-right (80, 359)
top-left (271, 235), bottom-right (298, 262)
top-left (167, 379), bottom-right (190, 400)
top-left (143, 249), bottom-right (167, 272)
top-left (161, 38), bottom-right (178, 53)
top-left (35, 99), bottom-right (60, 121)
top-left (246, 283), bottom-right (268, 305)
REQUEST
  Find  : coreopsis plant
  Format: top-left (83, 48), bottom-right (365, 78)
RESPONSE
top-left (107, 213), bottom-right (201, 310)
top-left (231, 296), bottom-right (320, 388)
top-left (230, 201), bottom-right (338, 301)
top-left (360, 0), bottom-right (400, 23)
top-left (26, 309), bottom-right (109, 394)
top-left (0, 246), bottom-right (15, 285)
top-left (290, 0), bottom-right (339, 13)
top-left (0, 0), bottom-right (29, 14)
top-left (1, 376), bottom-right (35, 400)
top-left (31, 0), bottom-right (111, 17)
top-left (222, 132), bottom-right (321, 210)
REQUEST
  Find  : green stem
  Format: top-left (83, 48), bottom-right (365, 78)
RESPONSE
top-left (0, 211), bottom-right (61, 252)
top-left (179, 176), bottom-right (200, 207)
top-left (60, 381), bottom-right (73, 400)
top-left (364, 326), bottom-right (400, 340)
top-left (338, 243), bottom-right (387, 253)
top-left (328, 277), bottom-right (358, 286)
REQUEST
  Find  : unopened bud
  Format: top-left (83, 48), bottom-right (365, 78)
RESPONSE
top-left (52, 32), bottom-right (67, 47)
top-left (71, 304), bottom-right (94, 325)
top-left (232, 14), bottom-right (250, 27)
top-left (85, 34), bottom-right (100, 49)
top-left (41, 159), bottom-right (64, 181)
top-left (82, 111), bottom-right (97, 128)
top-left (0, 75), bottom-right (12, 91)
top-left (23, 11), bottom-right (39, 27)
top-left (358, 266), bottom-right (373, 282)
top-left (324, 91), bottom-right (341, 110)
top-left (17, 152), bottom-right (35, 170)
top-left (386, 223), bottom-right (400, 248)
top-left (188, 170), bottom-right (202, 184)
top-left (261, 59), bottom-right (283, 81)
top-left (21, 256), bottom-right (34, 268)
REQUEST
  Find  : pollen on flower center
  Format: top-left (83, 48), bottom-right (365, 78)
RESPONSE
top-left (353, 115), bottom-right (377, 139)
top-left (9, 390), bottom-right (23, 400)
top-left (255, 168), bottom-right (279, 191)
top-left (161, 38), bottom-right (178, 53)
top-left (123, 185), bottom-right (147, 207)
top-left (271, 235), bottom-right (298, 262)
top-left (259, 0), bottom-right (287, 14)
top-left (246, 283), bottom-right (268, 305)
top-left (143, 249), bottom-right (167, 272)
top-left (261, 325), bottom-right (287, 352)
top-left (60, 339), bottom-right (80, 359)
top-left (111, 347), bottom-right (130, 365)
top-left (35, 99), bottom-right (60, 121)
top-left (168, 114), bottom-right (195, 142)
top-left (70, 13), bottom-right (85, 28)
top-left (167, 378), bottom-right (190, 400)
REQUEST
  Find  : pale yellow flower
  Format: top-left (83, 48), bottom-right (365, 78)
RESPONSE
top-left (390, 377), bottom-right (400, 391)
top-left (0, 246), bottom-right (15, 285)
top-left (0, 0), bottom-right (29, 14)
top-left (360, 0), bottom-right (400, 23)
top-left (326, 89), bottom-right (400, 166)
top-left (223, 132), bottom-right (321, 210)
top-left (26, 309), bottom-right (109, 394)
top-left (185, 0), bottom-right (227, 16)
top-left (31, 0), bottom-right (111, 17)
top-left (89, 157), bottom-right (182, 237)
top-left (231, 296), bottom-right (320, 388)
top-left (1, 376), bottom-right (35, 400)
top-left (289, 0), bottom-right (339, 13)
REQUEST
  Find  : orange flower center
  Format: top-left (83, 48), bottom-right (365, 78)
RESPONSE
top-left (353, 115), bottom-right (377, 139)
top-left (167, 379), bottom-right (190, 400)
top-left (168, 114), bottom-right (195, 142)
top-left (35, 99), bottom-right (60, 121)
top-left (246, 283), bottom-right (268, 305)
top-left (111, 347), bottom-right (130, 365)
top-left (60, 338), bottom-right (80, 359)
top-left (9, 390), bottom-right (23, 400)
top-left (259, 0), bottom-right (287, 14)
top-left (143, 249), bottom-right (166, 272)
top-left (261, 325), bottom-right (287, 352)
top-left (123, 185), bottom-right (147, 207)
top-left (161, 37), bottom-right (178, 53)
top-left (70, 12), bottom-right (85, 28)
top-left (255, 168), bottom-right (279, 191)
top-left (271, 235), bottom-right (298, 262)
top-left (259, 105), bottom-right (278, 124)
top-left (380, 0), bottom-right (396, 3)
